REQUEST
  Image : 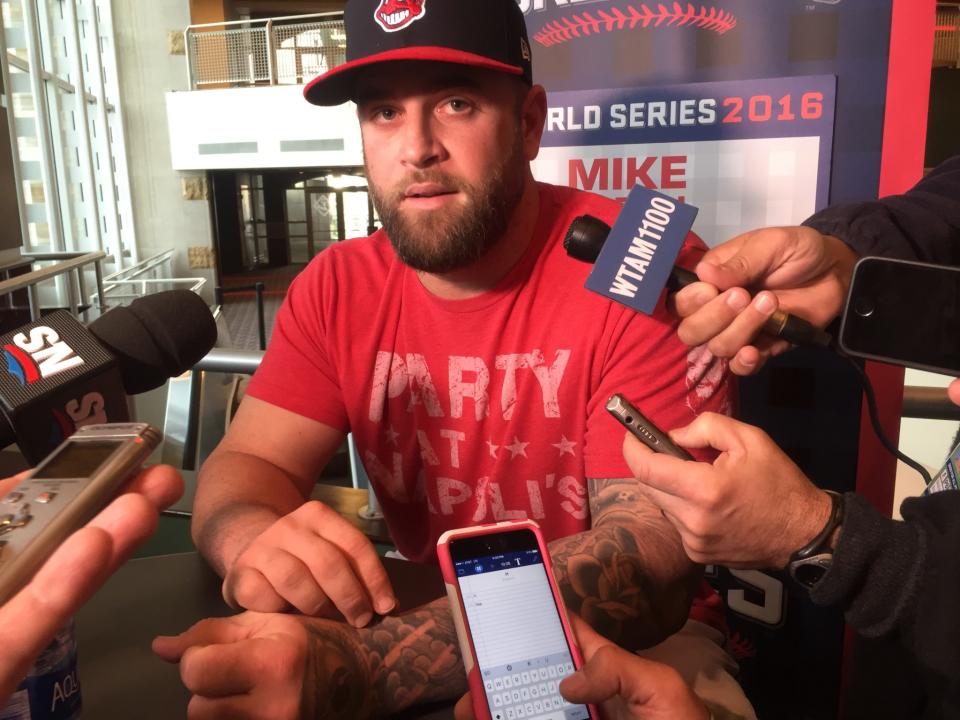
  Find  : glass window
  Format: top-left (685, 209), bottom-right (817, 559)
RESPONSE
top-left (0, 0), bottom-right (134, 269)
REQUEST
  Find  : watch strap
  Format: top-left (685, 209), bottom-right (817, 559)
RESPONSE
top-left (788, 491), bottom-right (844, 589)
top-left (791, 490), bottom-right (844, 562)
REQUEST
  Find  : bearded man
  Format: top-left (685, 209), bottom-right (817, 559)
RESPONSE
top-left (157, 1), bottom-right (751, 717)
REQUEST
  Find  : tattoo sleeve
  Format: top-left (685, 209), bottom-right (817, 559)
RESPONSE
top-left (299, 479), bottom-right (698, 717)
top-left (302, 599), bottom-right (466, 719)
top-left (549, 477), bottom-right (702, 650)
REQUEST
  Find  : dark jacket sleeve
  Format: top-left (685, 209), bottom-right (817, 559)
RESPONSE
top-left (803, 155), bottom-right (960, 265)
top-left (810, 491), bottom-right (960, 685)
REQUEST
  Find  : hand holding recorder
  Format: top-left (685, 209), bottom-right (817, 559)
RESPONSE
top-left (0, 449), bottom-right (182, 705)
top-left (619, 410), bottom-right (833, 571)
top-left (605, 394), bottom-right (830, 569)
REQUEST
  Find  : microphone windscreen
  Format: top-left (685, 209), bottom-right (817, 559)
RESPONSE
top-left (563, 215), bottom-right (611, 264)
top-left (88, 290), bottom-right (218, 394)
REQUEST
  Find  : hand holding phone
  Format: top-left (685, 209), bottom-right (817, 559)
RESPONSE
top-left (437, 521), bottom-right (597, 720)
top-left (0, 422), bottom-right (161, 605)
top-left (839, 256), bottom-right (960, 375)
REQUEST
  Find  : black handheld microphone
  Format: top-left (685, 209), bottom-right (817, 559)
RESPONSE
top-left (564, 214), bottom-right (832, 348)
top-left (0, 289), bottom-right (217, 464)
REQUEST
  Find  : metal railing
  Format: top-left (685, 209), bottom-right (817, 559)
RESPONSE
top-left (179, 348), bottom-right (378, 520)
top-left (91, 249), bottom-right (206, 307)
top-left (180, 348), bottom-right (264, 470)
top-left (0, 252), bottom-right (107, 321)
top-left (935, 5), bottom-right (960, 67)
top-left (184, 13), bottom-right (345, 90)
top-left (216, 282), bottom-right (267, 350)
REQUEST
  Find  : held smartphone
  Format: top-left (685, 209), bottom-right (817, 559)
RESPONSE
top-left (606, 394), bottom-right (694, 460)
top-left (437, 521), bottom-right (597, 720)
top-left (0, 422), bottom-right (162, 605)
top-left (839, 256), bottom-right (960, 375)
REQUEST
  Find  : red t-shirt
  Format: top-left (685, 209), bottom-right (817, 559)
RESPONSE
top-left (248, 183), bottom-right (732, 604)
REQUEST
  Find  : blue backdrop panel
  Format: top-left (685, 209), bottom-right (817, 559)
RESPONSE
top-left (520, 1), bottom-right (897, 716)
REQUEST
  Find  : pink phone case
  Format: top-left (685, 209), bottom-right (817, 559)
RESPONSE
top-left (436, 520), bottom-right (597, 720)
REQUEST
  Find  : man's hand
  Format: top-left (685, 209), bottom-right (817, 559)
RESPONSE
top-left (454, 617), bottom-right (708, 720)
top-left (0, 465), bottom-right (182, 704)
top-left (154, 601), bottom-right (467, 720)
top-left (560, 619), bottom-right (709, 720)
top-left (222, 501), bottom-right (396, 626)
top-left (949, 379), bottom-right (960, 406)
top-left (672, 226), bottom-right (858, 375)
top-left (153, 613), bottom-right (317, 720)
top-left (622, 412), bottom-right (833, 569)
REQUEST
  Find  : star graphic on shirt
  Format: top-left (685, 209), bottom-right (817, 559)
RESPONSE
top-left (552, 435), bottom-right (577, 456)
top-left (505, 436), bottom-right (529, 459)
top-left (486, 439), bottom-right (500, 459)
top-left (384, 426), bottom-right (399, 447)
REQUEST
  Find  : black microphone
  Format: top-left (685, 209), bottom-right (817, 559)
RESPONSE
top-left (563, 215), bottom-right (832, 348)
top-left (0, 290), bottom-right (217, 463)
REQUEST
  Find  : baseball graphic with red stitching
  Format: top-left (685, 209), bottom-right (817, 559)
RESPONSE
top-left (532, 2), bottom-right (737, 47)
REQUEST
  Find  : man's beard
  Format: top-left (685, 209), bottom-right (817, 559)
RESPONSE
top-left (367, 137), bottom-right (527, 274)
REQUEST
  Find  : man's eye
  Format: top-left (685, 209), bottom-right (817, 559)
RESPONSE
top-left (362, 105), bottom-right (397, 122)
top-left (446, 99), bottom-right (471, 113)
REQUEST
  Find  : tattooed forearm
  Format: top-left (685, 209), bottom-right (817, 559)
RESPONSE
top-left (303, 599), bottom-right (466, 719)
top-left (299, 479), bottom-right (696, 717)
top-left (549, 477), bottom-right (701, 650)
top-left (302, 621), bottom-right (372, 720)
top-left (362, 601), bottom-right (465, 713)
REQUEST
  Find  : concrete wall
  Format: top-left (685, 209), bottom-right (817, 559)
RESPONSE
top-left (112, 0), bottom-right (216, 303)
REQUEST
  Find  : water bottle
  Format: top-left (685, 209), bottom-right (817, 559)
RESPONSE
top-left (0, 621), bottom-right (81, 720)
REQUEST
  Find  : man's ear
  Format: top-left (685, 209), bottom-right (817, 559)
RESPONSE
top-left (520, 84), bottom-right (548, 162)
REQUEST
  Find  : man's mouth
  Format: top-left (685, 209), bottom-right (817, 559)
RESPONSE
top-left (404, 184), bottom-right (456, 200)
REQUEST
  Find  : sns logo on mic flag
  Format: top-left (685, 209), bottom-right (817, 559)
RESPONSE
top-left (585, 186), bottom-right (698, 315)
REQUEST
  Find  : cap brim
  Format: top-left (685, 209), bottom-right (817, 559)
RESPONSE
top-left (303, 46), bottom-right (524, 106)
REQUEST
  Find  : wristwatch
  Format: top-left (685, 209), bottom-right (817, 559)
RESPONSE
top-left (788, 491), bottom-right (844, 589)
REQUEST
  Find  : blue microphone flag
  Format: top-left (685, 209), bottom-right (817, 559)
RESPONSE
top-left (584, 185), bottom-right (698, 315)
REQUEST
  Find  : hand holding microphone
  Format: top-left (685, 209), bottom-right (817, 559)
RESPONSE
top-left (562, 205), bottom-right (834, 371)
top-left (0, 289), bottom-right (214, 708)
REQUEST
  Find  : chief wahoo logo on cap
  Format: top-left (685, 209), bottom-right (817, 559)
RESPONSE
top-left (374, 0), bottom-right (426, 32)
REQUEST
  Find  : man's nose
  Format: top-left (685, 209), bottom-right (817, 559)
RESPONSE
top-left (400, 111), bottom-right (444, 168)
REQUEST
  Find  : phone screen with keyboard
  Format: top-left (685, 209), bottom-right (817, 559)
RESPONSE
top-left (449, 527), bottom-right (591, 720)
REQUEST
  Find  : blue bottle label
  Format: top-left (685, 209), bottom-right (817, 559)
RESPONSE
top-left (0, 623), bottom-right (81, 720)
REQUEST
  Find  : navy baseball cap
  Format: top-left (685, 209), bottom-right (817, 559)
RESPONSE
top-left (304, 0), bottom-right (533, 106)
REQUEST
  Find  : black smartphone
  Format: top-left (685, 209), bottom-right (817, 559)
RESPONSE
top-left (605, 394), bottom-right (694, 460)
top-left (839, 257), bottom-right (960, 375)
